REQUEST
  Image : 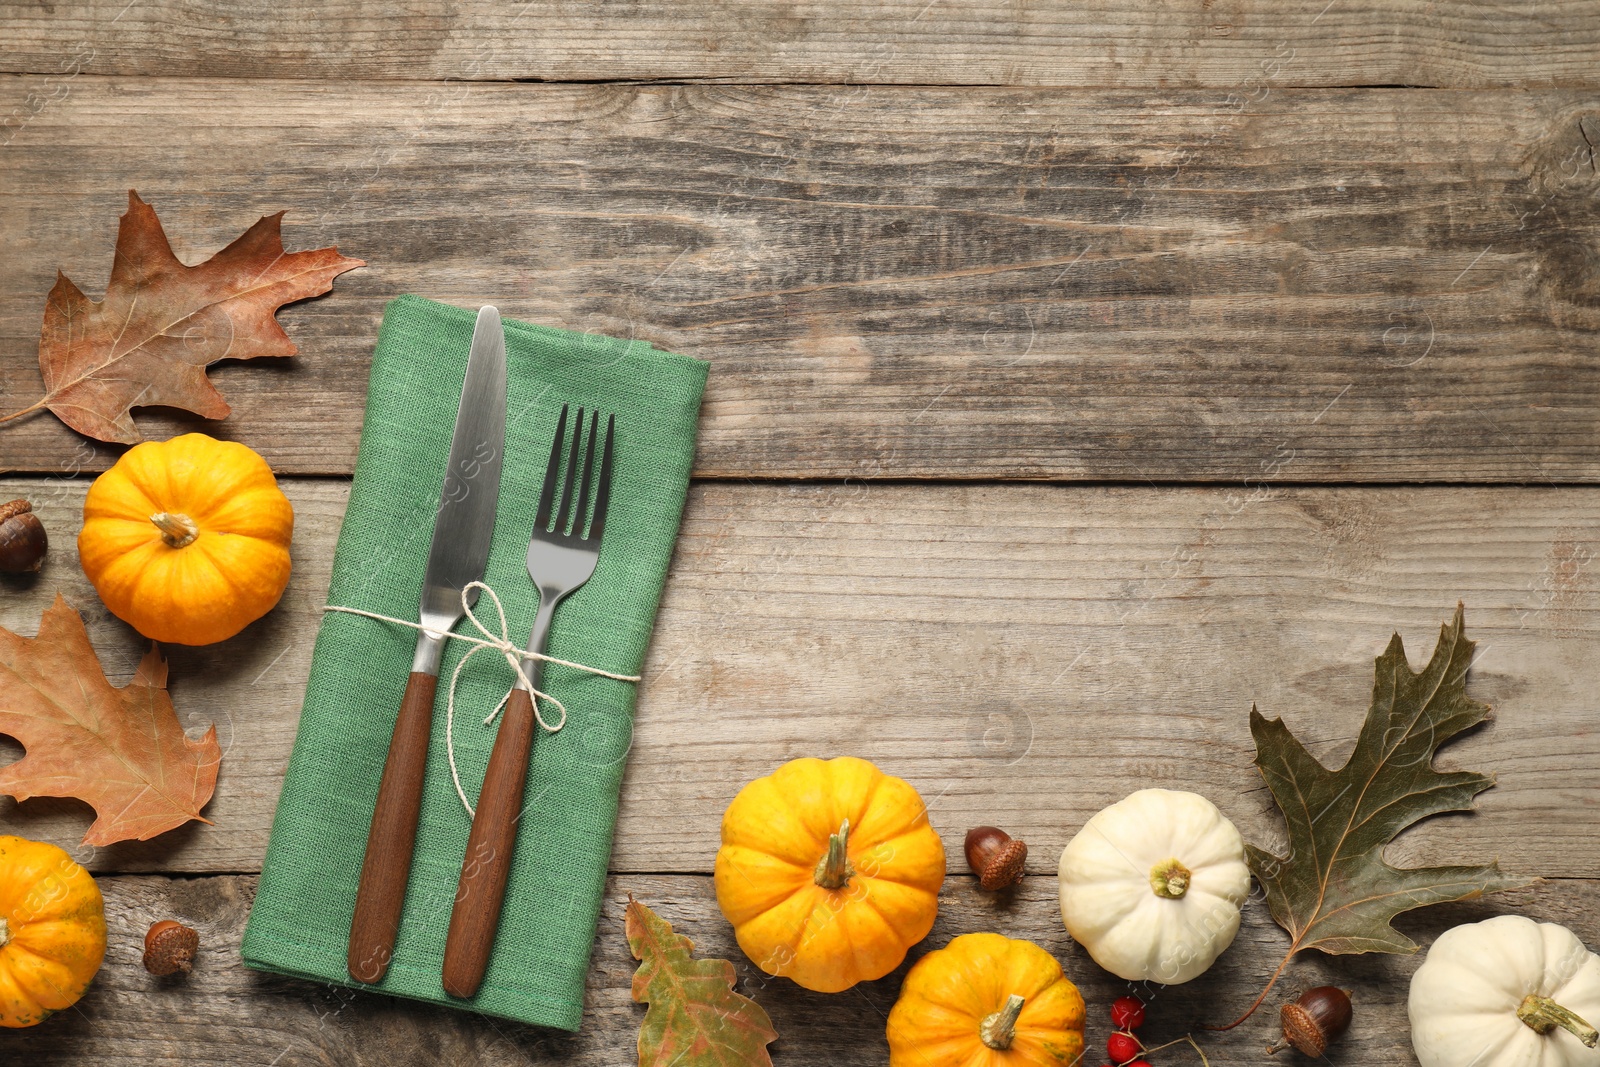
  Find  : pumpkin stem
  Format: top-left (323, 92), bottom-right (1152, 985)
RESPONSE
top-left (0, 915), bottom-right (8, 949)
top-left (150, 512), bottom-right (199, 549)
top-left (813, 818), bottom-right (853, 890)
top-left (1518, 994), bottom-right (1600, 1048)
top-left (1149, 857), bottom-right (1192, 899)
top-left (980, 994), bottom-right (1026, 1050)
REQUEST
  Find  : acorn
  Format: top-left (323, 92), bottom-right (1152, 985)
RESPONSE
top-left (143, 919), bottom-right (199, 976)
top-left (964, 826), bottom-right (1028, 890)
top-left (0, 499), bottom-right (46, 574)
top-left (1270, 986), bottom-right (1353, 1056)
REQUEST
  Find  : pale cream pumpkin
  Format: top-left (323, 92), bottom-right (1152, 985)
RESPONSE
top-left (1057, 788), bottom-right (1249, 984)
top-left (1411, 915), bottom-right (1600, 1067)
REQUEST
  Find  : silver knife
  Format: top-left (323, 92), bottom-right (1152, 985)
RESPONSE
top-left (348, 305), bottom-right (507, 984)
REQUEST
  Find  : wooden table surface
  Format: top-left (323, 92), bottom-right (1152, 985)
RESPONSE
top-left (3, 4), bottom-right (1600, 1064)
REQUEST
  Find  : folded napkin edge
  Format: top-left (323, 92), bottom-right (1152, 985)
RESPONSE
top-left (239, 934), bottom-right (584, 1033)
top-left (387, 294), bottom-right (709, 372)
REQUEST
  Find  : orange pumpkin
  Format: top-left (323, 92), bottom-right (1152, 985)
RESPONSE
top-left (887, 933), bottom-right (1086, 1067)
top-left (714, 756), bottom-right (946, 993)
top-left (79, 433), bottom-right (293, 645)
top-left (0, 835), bottom-right (106, 1027)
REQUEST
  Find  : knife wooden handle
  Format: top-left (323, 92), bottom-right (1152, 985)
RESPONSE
top-left (442, 687), bottom-right (538, 998)
top-left (348, 670), bottom-right (439, 984)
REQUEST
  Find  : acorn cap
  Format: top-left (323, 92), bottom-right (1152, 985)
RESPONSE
top-left (979, 838), bottom-right (1028, 890)
top-left (143, 920), bottom-right (199, 976)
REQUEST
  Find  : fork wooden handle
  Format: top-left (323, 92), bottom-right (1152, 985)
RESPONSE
top-left (348, 670), bottom-right (438, 983)
top-left (441, 687), bottom-right (538, 998)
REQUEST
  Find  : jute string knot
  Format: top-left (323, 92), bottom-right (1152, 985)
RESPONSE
top-left (323, 581), bottom-right (640, 817)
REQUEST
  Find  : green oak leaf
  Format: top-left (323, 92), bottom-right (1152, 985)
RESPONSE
top-left (1247, 603), bottom-right (1532, 962)
top-left (626, 897), bottom-right (777, 1067)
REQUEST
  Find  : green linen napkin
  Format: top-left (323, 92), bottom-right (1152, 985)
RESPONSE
top-left (241, 295), bottom-right (706, 1031)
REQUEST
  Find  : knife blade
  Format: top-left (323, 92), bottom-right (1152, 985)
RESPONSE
top-left (348, 305), bottom-right (507, 984)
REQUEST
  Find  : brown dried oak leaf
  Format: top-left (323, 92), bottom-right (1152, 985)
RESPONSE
top-left (627, 897), bottom-right (777, 1067)
top-left (0, 595), bottom-right (220, 845)
top-left (2, 189), bottom-right (363, 444)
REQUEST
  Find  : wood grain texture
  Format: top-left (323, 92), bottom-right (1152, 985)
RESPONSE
top-left (4, 2), bottom-right (1600, 88)
top-left (3, 80), bottom-right (1600, 481)
top-left (5, 476), bottom-right (1599, 883)
top-left (10, 871), bottom-right (1599, 1064)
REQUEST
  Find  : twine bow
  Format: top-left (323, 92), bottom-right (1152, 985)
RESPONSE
top-left (323, 580), bottom-right (640, 817)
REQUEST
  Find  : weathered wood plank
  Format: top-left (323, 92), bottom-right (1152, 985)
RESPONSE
top-left (10, 871), bottom-right (1599, 1064)
top-left (3, 81), bottom-right (1600, 480)
top-left (4, 477), bottom-right (1599, 880)
top-left (4, 2), bottom-right (1600, 88)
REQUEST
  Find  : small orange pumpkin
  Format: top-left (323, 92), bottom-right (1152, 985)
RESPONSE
top-left (887, 932), bottom-right (1086, 1067)
top-left (79, 433), bottom-right (293, 645)
top-left (0, 835), bottom-right (107, 1027)
top-left (714, 756), bottom-right (946, 993)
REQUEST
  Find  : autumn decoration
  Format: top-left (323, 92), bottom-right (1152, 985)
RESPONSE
top-left (886, 932), bottom-right (1086, 1067)
top-left (142, 920), bottom-right (200, 977)
top-left (0, 190), bottom-right (362, 444)
top-left (0, 835), bottom-right (106, 1027)
top-left (1057, 788), bottom-right (1251, 985)
top-left (626, 897), bottom-right (777, 1067)
top-left (965, 825), bottom-right (1028, 891)
top-left (0, 596), bottom-right (220, 845)
top-left (713, 755), bottom-right (946, 993)
top-left (0, 192), bottom-right (1576, 1065)
top-left (1272, 986), bottom-right (1353, 1057)
top-left (1410, 916), bottom-right (1600, 1067)
top-left (0, 500), bottom-right (48, 574)
top-left (79, 432), bottom-right (294, 645)
top-left (1220, 604), bottom-right (1530, 1027)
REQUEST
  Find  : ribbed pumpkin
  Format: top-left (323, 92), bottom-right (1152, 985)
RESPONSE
top-left (79, 433), bottom-right (294, 645)
top-left (714, 756), bottom-right (946, 993)
top-left (0, 835), bottom-right (106, 1027)
top-left (887, 933), bottom-right (1086, 1067)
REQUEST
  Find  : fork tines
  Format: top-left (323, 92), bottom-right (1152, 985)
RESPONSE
top-left (534, 404), bottom-right (615, 542)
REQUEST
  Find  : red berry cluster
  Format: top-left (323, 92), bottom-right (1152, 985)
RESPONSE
top-left (1102, 996), bottom-right (1151, 1067)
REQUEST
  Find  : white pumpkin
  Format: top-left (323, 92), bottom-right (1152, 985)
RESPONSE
top-left (1057, 788), bottom-right (1250, 984)
top-left (1410, 915), bottom-right (1600, 1067)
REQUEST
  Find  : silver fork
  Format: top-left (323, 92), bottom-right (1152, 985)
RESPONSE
top-left (442, 404), bottom-right (616, 999)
